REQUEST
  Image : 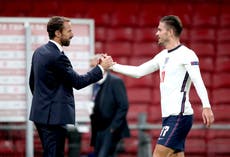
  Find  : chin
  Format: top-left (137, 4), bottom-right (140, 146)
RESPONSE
top-left (158, 42), bottom-right (163, 46)
top-left (62, 41), bottom-right (70, 47)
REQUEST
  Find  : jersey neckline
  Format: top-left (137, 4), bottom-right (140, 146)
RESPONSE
top-left (168, 44), bottom-right (182, 53)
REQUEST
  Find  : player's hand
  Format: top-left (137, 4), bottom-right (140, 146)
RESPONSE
top-left (99, 54), bottom-right (113, 70)
top-left (202, 107), bottom-right (214, 127)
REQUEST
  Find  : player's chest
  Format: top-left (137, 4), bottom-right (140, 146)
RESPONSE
top-left (159, 54), bottom-right (184, 72)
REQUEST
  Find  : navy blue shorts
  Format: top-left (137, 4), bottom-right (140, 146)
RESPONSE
top-left (157, 114), bottom-right (193, 152)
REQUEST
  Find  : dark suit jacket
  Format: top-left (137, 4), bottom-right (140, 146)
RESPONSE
top-left (90, 72), bottom-right (130, 146)
top-left (29, 41), bottom-right (103, 125)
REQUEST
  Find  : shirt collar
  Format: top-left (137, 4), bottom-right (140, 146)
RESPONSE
top-left (97, 72), bottom-right (107, 84)
top-left (168, 44), bottom-right (182, 53)
top-left (49, 40), bottom-right (63, 53)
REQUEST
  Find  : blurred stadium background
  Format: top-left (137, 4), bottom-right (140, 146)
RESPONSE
top-left (0, 0), bottom-right (230, 157)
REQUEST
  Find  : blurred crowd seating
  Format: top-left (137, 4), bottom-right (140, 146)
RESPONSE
top-left (0, 0), bottom-right (230, 156)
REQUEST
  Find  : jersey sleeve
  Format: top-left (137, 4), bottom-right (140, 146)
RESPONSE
top-left (111, 56), bottom-right (159, 78)
top-left (184, 50), bottom-right (211, 108)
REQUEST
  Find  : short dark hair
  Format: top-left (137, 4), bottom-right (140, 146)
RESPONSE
top-left (160, 15), bottom-right (183, 37)
top-left (47, 16), bottom-right (70, 39)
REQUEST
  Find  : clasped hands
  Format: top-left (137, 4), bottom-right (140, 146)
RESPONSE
top-left (97, 54), bottom-right (115, 70)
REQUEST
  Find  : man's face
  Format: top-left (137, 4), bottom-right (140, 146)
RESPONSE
top-left (155, 22), bottom-right (170, 46)
top-left (60, 21), bottom-right (73, 46)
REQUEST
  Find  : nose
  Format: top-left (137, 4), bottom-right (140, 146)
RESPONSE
top-left (71, 32), bottom-right (74, 38)
top-left (155, 31), bottom-right (159, 37)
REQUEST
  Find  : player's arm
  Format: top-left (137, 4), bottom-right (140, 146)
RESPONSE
top-left (111, 58), bottom-right (159, 78)
top-left (185, 62), bottom-right (214, 127)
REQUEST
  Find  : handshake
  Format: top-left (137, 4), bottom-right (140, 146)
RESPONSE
top-left (95, 54), bottom-right (115, 70)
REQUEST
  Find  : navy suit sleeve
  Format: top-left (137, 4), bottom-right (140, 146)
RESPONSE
top-left (29, 64), bottom-right (34, 94)
top-left (54, 54), bottom-right (103, 90)
top-left (110, 78), bottom-right (129, 131)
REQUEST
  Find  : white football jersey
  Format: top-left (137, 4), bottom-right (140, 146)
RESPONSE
top-left (112, 45), bottom-right (211, 117)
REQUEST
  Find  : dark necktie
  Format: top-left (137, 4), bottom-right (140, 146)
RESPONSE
top-left (92, 83), bottom-right (101, 101)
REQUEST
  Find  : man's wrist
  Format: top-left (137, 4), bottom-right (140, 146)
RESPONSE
top-left (97, 64), bottom-right (104, 74)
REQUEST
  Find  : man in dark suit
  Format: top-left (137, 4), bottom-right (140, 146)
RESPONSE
top-left (89, 54), bottom-right (130, 157)
top-left (29, 16), bottom-right (113, 157)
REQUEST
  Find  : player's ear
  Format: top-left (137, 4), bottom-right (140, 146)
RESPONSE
top-left (168, 28), bottom-right (174, 37)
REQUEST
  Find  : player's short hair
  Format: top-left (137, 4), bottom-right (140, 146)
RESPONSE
top-left (160, 15), bottom-right (183, 37)
top-left (47, 16), bottom-right (70, 39)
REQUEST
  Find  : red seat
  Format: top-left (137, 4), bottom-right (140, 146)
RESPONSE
top-left (201, 72), bottom-right (212, 88)
top-left (185, 138), bottom-right (206, 154)
top-left (208, 130), bottom-right (230, 155)
top-left (2, 1), bottom-right (31, 17)
top-left (59, 2), bottom-right (87, 18)
top-left (128, 56), bottom-right (152, 66)
top-left (15, 140), bottom-right (25, 157)
top-left (192, 4), bottom-right (219, 27)
top-left (0, 140), bottom-right (14, 154)
top-left (105, 42), bottom-right (132, 57)
top-left (147, 105), bottom-right (162, 123)
top-left (126, 75), bottom-right (153, 88)
top-left (127, 104), bottom-right (149, 123)
top-left (133, 42), bottom-right (160, 57)
top-left (189, 87), bottom-right (200, 103)
top-left (220, 5), bottom-right (230, 27)
top-left (121, 137), bottom-right (138, 154)
top-left (190, 28), bottom-right (216, 42)
top-left (31, 1), bottom-right (59, 17)
top-left (107, 27), bottom-right (134, 42)
top-left (134, 28), bottom-right (156, 42)
top-left (127, 88), bottom-right (152, 104)
top-left (138, 3), bottom-right (167, 27)
top-left (86, 12), bottom-right (111, 27)
top-left (208, 138), bottom-right (230, 154)
top-left (85, 2), bottom-right (113, 26)
top-left (199, 57), bottom-right (214, 72)
top-left (152, 88), bottom-right (160, 106)
top-left (208, 130), bottom-right (230, 139)
top-left (217, 28), bottom-right (230, 42)
top-left (211, 105), bottom-right (230, 123)
top-left (110, 3), bottom-right (139, 27)
top-left (95, 27), bottom-right (107, 42)
top-left (167, 3), bottom-right (193, 27)
top-left (190, 43), bottom-right (215, 57)
top-left (187, 129), bottom-right (206, 139)
top-left (213, 73), bottom-right (230, 89)
top-left (0, 1), bottom-right (5, 15)
top-left (192, 104), bottom-right (203, 123)
top-left (112, 57), bottom-right (129, 65)
top-left (95, 41), bottom-right (105, 53)
top-left (215, 57), bottom-right (230, 72)
top-left (214, 89), bottom-right (230, 105)
top-left (217, 43), bottom-right (230, 56)
top-left (180, 28), bottom-right (190, 43)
